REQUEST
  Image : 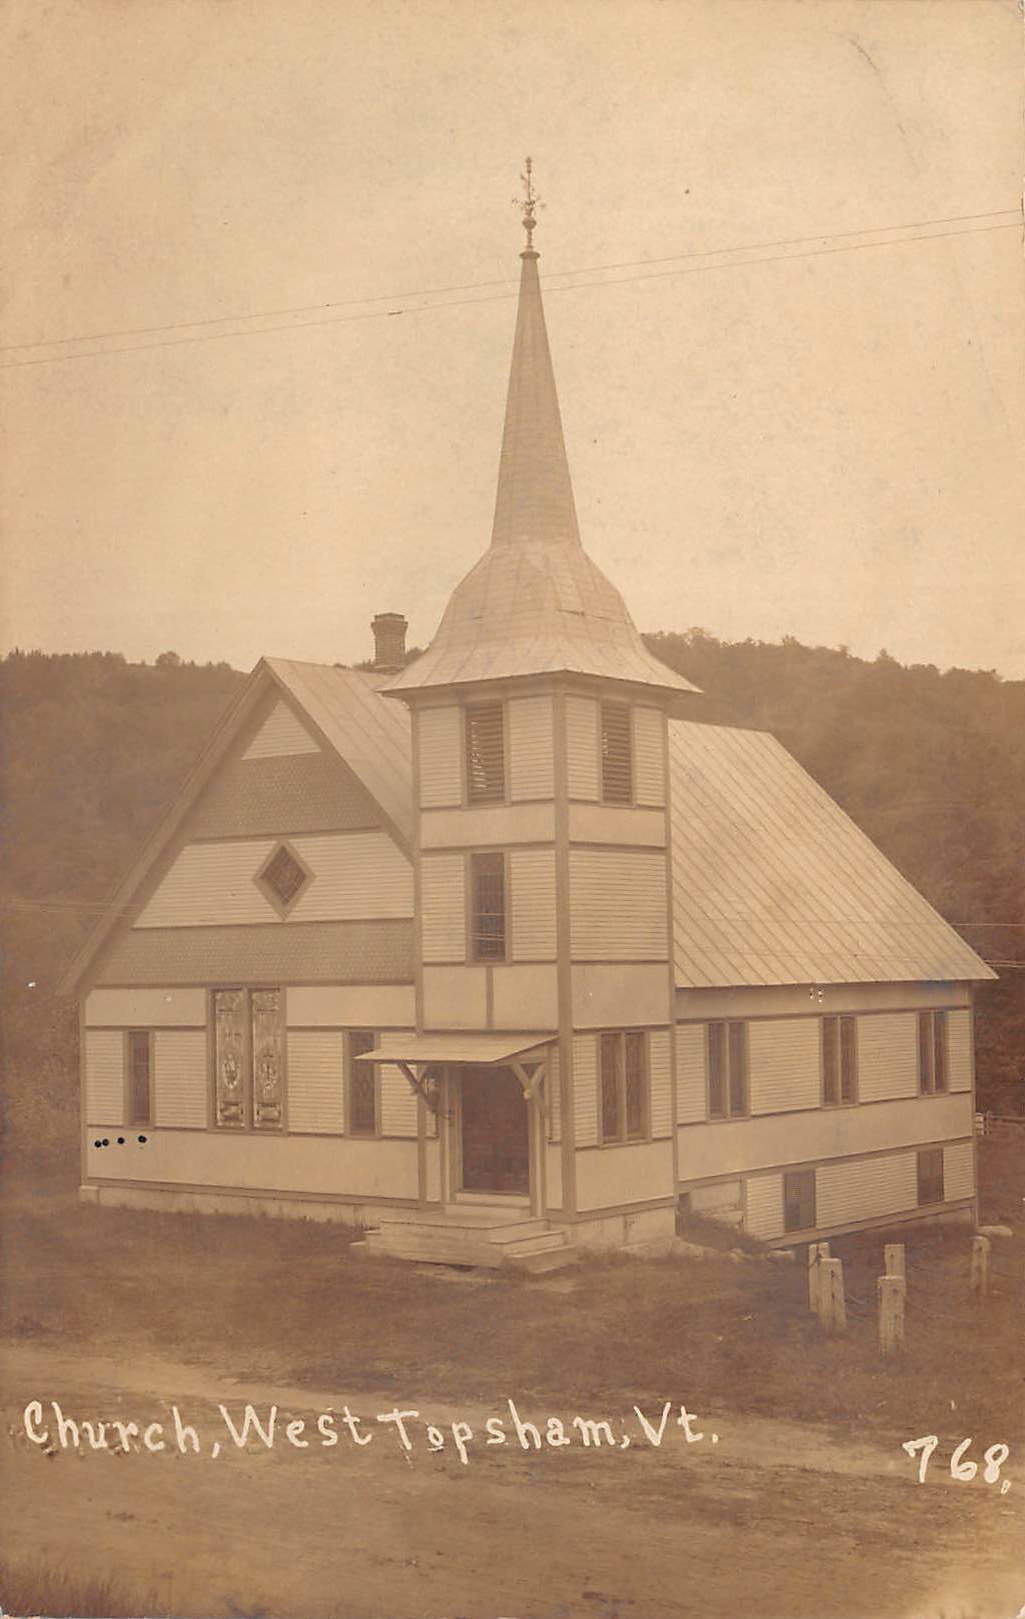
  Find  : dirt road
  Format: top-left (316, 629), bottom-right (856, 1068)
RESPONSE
top-left (2, 1340), bottom-right (1020, 1619)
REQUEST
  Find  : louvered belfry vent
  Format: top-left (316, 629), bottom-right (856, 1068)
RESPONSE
top-left (600, 701), bottom-right (633, 803)
top-left (465, 703), bottom-right (506, 803)
top-left (259, 843), bottom-right (309, 911)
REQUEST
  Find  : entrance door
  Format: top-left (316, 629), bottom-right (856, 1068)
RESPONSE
top-left (460, 1067), bottom-right (529, 1195)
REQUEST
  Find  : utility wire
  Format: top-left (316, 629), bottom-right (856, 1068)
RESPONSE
top-left (1, 206), bottom-right (1016, 356)
top-left (1, 218), bottom-right (1018, 372)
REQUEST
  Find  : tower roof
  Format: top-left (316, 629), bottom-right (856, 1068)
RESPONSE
top-left (387, 169), bottom-right (698, 699)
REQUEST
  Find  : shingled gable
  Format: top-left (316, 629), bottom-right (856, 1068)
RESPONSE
top-left (58, 656), bottom-right (413, 996)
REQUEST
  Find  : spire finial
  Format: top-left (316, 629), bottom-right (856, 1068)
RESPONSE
top-left (513, 156), bottom-right (543, 252)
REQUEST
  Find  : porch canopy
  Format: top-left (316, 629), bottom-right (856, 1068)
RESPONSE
top-left (354, 1032), bottom-right (554, 1114)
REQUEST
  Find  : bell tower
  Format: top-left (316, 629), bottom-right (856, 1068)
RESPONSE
top-left (386, 164), bottom-right (698, 1241)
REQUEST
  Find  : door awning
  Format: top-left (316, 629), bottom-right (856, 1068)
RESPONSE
top-left (353, 1032), bottom-right (553, 1066)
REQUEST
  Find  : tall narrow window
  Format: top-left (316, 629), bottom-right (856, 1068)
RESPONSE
top-left (126, 1030), bottom-right (152, 1125)
top-left (917, 1147), bottom-right (944, 1205)
top-left (470, 852), bottom-right (506, 961)
top-left (708, 1021), bottom-right (748, 1118)
top-left (783, 1169), bottom-right (816, 1233)
top-left (823, 1015), bottom-right (858, 1105)
top-left (600, 702), bottom-right (632, 803)
top-left (348, 1030), bottom-right (378, 1136)
top-left (918, 1010), bottom-right (949, 1094)
top-left (465, 703), bottom-right (505, 803)
top-left (213, 987), bottom-right (285, 1130)
top-left (600, 1031), bottom-right (648, 1144)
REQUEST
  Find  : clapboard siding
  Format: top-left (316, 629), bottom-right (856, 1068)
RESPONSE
top-left (573, 1033), bottom-right (599, 1146)
top-left (857, 1012), bottom-right (918, 1102)
top-left (947, 1009), bottom-right (973, 1092)
top-left (153, 1031), bottom-right (208, 1128)
top-left (379, 1065), bottom-right (419, 1136)
top-left (547, 1045), bottom-right (561, 1143)
top-left (633, 708), bottom-right (665, 807)
top-left (86, 988), bottom-right (206, 1027)
top-left (243, 700), bottom-right (320, 759)
top-left (135, 833), bottom-right (412, 929)
top-left (286, 1031), bottom-right (345, 1133)
top-left (566, 696), bottom-right (600, 799)
top-left (420, 854), bottom-right (466, 962)
top-left (569, 849), bottom-right (668, 960)
top-left (676, 1023), bottom-right (707, 1123)
top-left (509, 696), bottom-right (554, 800)
top-left (510, 849), bottom-right (557, 960)
top-left (85, 1031), bottom-right (124, 1124)
top-left (944, 1140), bottom-right (974, 1201)
top-left (816, 1152), bottom-right (918, 1227)
top-left (418, 707), bottom-right (462, 807)
top-left (648, 1028), bottom-right (672, 1137)
top-left (745, 1175), bottom-right (784, 1239)
top-left (749, 1019), bottom-right (821, 1114)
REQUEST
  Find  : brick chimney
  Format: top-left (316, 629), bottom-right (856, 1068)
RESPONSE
top-left (371, 612), bottom-right (408, 673)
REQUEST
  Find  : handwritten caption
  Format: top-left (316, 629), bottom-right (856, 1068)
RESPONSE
top-left (902, 1435), bottom-right (1012, 1493)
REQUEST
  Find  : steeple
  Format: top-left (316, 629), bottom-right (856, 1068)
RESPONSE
top-left (387, 163), bottom-right (699, 698)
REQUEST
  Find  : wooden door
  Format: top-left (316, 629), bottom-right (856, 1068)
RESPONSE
top-left (460, 1067), bottom-right (529, 1194)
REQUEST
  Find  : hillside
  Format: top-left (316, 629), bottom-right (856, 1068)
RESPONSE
top-left (1, 639), bottom-right (1022, 1131)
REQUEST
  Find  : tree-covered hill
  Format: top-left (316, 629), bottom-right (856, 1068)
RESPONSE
top-left (2, 638), bottom-right (1022, 1130)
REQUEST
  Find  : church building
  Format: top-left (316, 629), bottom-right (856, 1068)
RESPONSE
top-left (61, 173), bottom-right (992, 1269)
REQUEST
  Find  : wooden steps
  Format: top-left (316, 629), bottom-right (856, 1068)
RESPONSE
top-left (363, 1211), bottom-right (576, 1272)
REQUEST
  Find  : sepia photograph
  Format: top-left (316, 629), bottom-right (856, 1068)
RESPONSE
top-left (1, 1), bottom-right (1022, 1616)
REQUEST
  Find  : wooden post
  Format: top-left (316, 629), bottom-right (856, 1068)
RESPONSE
top-left (808, 1241), bottom-right (830, 1312)
top-left (970, 1235), bottom-right (991, 1296)
top-left (819, 1257), bottom-right (846, 1332)
top-left (884, 1243), bottom-right (905, 1281)
top-left (877, 1274), bottom-right (906, 1355)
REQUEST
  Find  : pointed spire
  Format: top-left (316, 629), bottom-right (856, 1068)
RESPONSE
top-left (490, 161), bottom-right (581, 549)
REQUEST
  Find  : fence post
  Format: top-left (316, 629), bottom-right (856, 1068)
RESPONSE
top-left (884, 1243), bottom-right (906, 1282)
top-left (970, 1235), bottom-right (991, 1297)
top-left (808, 1241), bottom-right (830, 1311)
top-left (819, 1257), bottom-right (846, 1332)
top-left (877, 1274), bottom-right (906, 1355)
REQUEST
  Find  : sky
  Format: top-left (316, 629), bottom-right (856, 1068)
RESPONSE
top-left (2, 0), bottom-right (1022, 678)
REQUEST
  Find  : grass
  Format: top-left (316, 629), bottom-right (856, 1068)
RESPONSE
top-left (0, 1562), bottom-right (151, 1618)
top-left (1, 1139), bottom-right (1021, 1442)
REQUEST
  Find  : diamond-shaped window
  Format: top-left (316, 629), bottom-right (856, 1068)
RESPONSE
top-left (258, 843), bottom-right (310, 914)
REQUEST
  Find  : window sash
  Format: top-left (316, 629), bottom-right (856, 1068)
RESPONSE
top-left (783, 1169), bottom-right (816, 1233)
top-left (348, 1030), bottom-right (378, 1136)
top-left (822, 1016), bottom-right (839, 1105)
top-left (624, 1031), bottom-right (647, 1140)
top-left (465, 704), bottom-right (505, 803)
top-left (708, 1022), bottom-right (726, 1117)
top-left (600, 1032), bottom-right (621, 1141)
top-left (708, 1021), bottom-right (748, 1119)
top-left (470, 852), bottom-right (506, 961)
top-left (600, 1031), bottom-right (648, 1144)
top-left (600, 702), bottom-right (632, 803)
top-left (933, 1010), bottom-right (948, 1093)
top-left (918, 1010), bottom-right (934, 1093)
top-left (727, 1022), bottom-right (748, 1115)
top-left (127, 1030), bottom-right (151, 1125)
top-left (917, 1147), bottom-right (944, 1206)
top-left (840, 1016), bottom-right (857, 1102)
top-left (823, 1015), bottom-right (858, 1105)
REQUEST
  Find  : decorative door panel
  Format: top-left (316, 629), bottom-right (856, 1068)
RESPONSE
top-left (251, 989), bottom-right (284, 1128)
top-left (213, 989), bottom-right (247, 1126)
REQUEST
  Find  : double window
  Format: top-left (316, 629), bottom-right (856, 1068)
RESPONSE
top-left (917, 1146), bottom-right (945, 1205)
top-left (783, 1169), bottom-right (816, 1233)
top-left (465, 703), bottom-right (505, 803)
top-left (822, 1015), bottom-right (857, 1105)
top-left (347, 1030), bottom-right (378, 1136)
top-left (126, 1030), bottom-right (152, 1126)
top-left (212, 987), bottom-right (285, 1130)
top-left (918, 1010), bottom-right (949, 1094)
top-left (708, 1021), bottom-right (749, 1118)
top-left (600, 1030), bottom-right (648, 1144)
top-left (600, 701), bottom-right (633, 803)
top-left (470, 851), bottom-right (507, 961)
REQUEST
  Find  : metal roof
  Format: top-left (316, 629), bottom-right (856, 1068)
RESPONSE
top-left (668, 720), bottom-right (994, 989)
top-left (386, 250), bottom-right (698, 700)
top-left (265, 659), bottom-right (414, 847)
top-left (356, 1032), bottom-right (553, 1065)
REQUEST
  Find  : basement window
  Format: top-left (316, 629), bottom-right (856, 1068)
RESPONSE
top-left (600, 1030), bottom-right (648, 1144)
top-left (470, 851), bottom-right (507, 961)
top-left (783, 1169), bottom-right (816, 1233)
top-left (708, 1021), bottom-right (749, 1118)
top-left (600, 702), bottom-right (633, 803)
top-left (917, 1010), bottom-right (949, 1095)
top-left (258, 842), bottom-right (310, 914)
top-left (465, 703), bottom-right (506, 803)
top-left (822, 1015), bottom-right (858, 1105)
top-left (917, 1147), bottom-right (944, 1206)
